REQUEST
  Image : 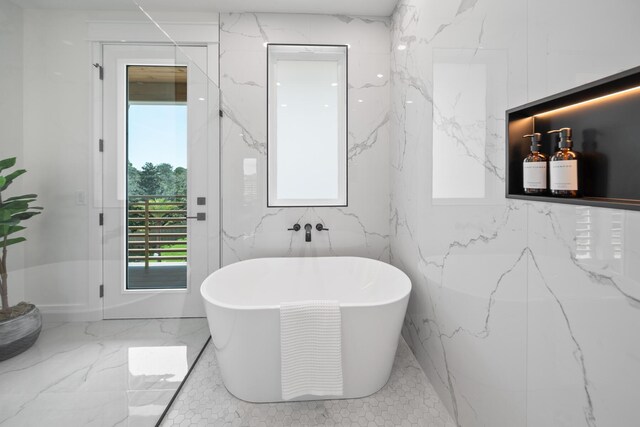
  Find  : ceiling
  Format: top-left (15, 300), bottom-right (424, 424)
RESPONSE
top-left (128, 65), bottom-right (187, 103)
top-left (11, 0), bottom-right (399, 17)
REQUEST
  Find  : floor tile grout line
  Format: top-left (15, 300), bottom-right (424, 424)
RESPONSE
top-left (162, 336), bottom-right (454, 426)
top-left (156, 335), bottom-right (212, 427)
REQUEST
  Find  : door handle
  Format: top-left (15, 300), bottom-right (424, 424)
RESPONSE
top-left (186, 212), bottom-right (206, 221)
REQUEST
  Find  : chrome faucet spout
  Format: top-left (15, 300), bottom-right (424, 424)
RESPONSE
top-left (304, 223), bottom-right (312, 242)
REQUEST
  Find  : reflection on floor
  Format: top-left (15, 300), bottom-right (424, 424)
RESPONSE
top-left (128, 264), bottom-right (187, 289)
top-left (161, 338), bottom-right (455, 427)
top-left (0, 318), bottom-right (209, 427)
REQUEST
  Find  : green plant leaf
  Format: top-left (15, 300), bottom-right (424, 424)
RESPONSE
top-left (1, 237), bottom-right (26, 247)
top-left (11, 211), bottom-right (41, 221)
top-left (0, 222), bottom-right (20, 232)
top-left (0, 157), bottom-right (16, 173)
top-left (3, 194), bottom-right (38, 203)
top-left (0, 210), bottom-right (11, 221)
top-left (0, 200), bottom-right (37, 210)
top-left (0, 225), bottom-right (25, 237)
top-left (0, 214), bottom-right (19, 223)
top-left (1, 200), bottom-right (29, 213)
top-left (0, 169), bottom-right (26, 191)
top-left (0, 159), bottom-right (41, 246)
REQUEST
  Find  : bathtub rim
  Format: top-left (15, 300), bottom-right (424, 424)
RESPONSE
top-left (200, 256), bottom-right (412, 311)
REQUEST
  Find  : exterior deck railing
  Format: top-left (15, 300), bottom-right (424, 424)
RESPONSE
top-left (127, 195), bottom-right (187, 267)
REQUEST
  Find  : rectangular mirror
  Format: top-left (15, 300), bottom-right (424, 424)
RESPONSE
top-left (267, 44), bottom-right (348, 207)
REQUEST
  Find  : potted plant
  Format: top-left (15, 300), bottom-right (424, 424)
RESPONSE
top-left (0, 157), bottom-right (42, 361)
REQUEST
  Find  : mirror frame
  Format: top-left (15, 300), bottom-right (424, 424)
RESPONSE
top-left (266, 43), bottom-right (348, 208)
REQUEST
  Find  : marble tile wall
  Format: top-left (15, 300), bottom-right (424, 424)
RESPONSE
top-left (0, 0), bottom-right (25, 303)
top-left (526, 2), bottom-right (640, 426)
top-left (0, 0), bottom-right (23, 161)
top-left (390, 0), bottom-right (640, 426)
top-left (390, 0), bottom-right (529, 425)
top-left (219, 13), bottom-right (390, 265)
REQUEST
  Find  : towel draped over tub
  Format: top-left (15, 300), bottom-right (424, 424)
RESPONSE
top-left (279, 300), bottom-right (343, 400)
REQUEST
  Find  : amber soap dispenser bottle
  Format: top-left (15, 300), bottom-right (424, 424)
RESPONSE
top-left (548, 127), bottom-right (580, 197)
top-left (522, 133), bottom-right (547, 195)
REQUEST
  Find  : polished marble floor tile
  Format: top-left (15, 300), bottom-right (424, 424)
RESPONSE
top-left (0, 318), bottom-right (210, 427)
top-left (161, 338), bottom-right (454, 427)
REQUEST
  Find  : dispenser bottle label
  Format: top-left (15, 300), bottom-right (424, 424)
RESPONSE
top-left (550, 160), bottom-right (578, 190)
top-left (523, 163), bottom-right (547, 189)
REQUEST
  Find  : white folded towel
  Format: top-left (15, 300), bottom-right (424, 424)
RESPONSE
top-left (280, 300), bottom-right (343, 400)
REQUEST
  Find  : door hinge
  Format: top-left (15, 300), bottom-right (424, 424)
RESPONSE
top-left (219, 109), bottom-right (223, 118)
top-left (99, 213), bottom-right (104, 226)
top-left (99, 284), bottom-right (104, 298)
top-left (98, 139), bottom-right (104, 152)
top-left (93, 63), bottom-right (103, 80)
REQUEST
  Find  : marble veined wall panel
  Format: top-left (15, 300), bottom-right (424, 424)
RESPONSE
top-left (220, 13), bottom-right (391, 265)
top-left (391, 0), bottom-right (529, 425)
top-left (391, 0), bottom-right (640, 426)
top-left (526, 1), bottom-right (640, 425)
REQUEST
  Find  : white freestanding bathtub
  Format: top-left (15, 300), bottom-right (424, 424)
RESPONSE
top-left (200, 256), bottom-right (411, 403)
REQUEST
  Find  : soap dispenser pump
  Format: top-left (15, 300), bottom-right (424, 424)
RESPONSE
top-left (522, 133), bottom-right (547, 195)
top-left (548, 127), bottom-right (580, 197)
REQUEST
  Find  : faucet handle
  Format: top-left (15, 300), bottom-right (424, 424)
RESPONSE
top-left (288, 224), bottom-right (301, 232)
top-left (316, 223), bottom-right (329, 231)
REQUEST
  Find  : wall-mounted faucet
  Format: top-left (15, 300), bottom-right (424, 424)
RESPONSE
top-left (288, 223), bottom-right (328, 243)
top-left (288, 223), bottom-right (301, 232)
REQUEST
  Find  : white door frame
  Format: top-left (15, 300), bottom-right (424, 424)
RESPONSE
top-left (93, 40), bottom-right (219, 319)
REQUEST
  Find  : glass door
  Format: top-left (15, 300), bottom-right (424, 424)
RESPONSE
top-left (102, 44), bottom-right (216, 318)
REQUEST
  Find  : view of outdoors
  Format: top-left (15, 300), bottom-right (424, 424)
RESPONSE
top-left (126, 65), bottom-right (188, 289)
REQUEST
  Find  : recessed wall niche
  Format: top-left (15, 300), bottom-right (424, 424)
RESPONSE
top-left (506, 65), bottom-right (640, 211)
